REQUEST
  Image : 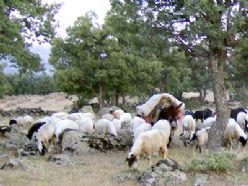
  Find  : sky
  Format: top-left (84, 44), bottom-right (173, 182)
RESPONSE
top-left (3, 0), bottom-right (111, 74)
top-left (42, 0), bottom-right (111, 37)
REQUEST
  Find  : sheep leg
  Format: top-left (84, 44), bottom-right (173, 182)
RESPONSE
top-left (159, 147), bottom-right (166, 158)
top-left (148, 155), bottom-right (152, 165)
top-left (162, 147), bottom-right (167, 159)
top-left (196, 145), bottom-right (199, 152)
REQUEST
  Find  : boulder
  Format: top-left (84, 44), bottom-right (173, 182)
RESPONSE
top-left (61, 130), bottom-right (94, 155)
top-left (1, 125), bottom-right (30, 150)
top-left (138, 158), bottom-right (187, 186)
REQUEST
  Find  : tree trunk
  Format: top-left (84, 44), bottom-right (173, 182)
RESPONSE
top-left (98, 81), bottom-right (104, 108)
top-left (112, 88), bottom-right (117, 106)
top-left (208, 56), bottom-right (229, 151)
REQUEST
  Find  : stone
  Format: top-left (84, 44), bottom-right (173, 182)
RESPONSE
top-left (138, 158), bottom-right (187, 186)
top-left (1, 158), bottom-right (27, 171)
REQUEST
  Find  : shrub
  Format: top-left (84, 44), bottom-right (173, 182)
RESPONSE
top-left (184, 152), bottom-right (236, 173)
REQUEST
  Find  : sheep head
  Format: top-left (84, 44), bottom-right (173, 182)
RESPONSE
top-left (239, 136), bottom-right (247, 147)
top-left (126, 153), bottom-right (137, 167)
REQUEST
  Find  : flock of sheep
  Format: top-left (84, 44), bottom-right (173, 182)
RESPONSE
top-left (7, 92), bottom-right (248, 169)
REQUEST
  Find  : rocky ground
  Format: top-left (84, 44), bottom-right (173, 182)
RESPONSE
top-left (0, 93), bottom-right (248, 186)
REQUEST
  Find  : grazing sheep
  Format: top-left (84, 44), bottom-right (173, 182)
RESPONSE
top-left (95, 119), bottom-right (117, 137)
top-left (67, 113), bottom-right (83, 121)
top-left (26, 122), bottom-right (46, 140)
top-left (126, 129), bottom-right (170, 167)
top-left (236, 112), bottom-right (248, 132)
top-left (54, 119), bottom-right (79, 143)
top-left (152, 119), bottom-right (172, 146)
top-left (9, 115), bottom-right (34, 126)
top-left (194, 108), bottom-right (213, 123)
top-left (112, 119), bottom-right (122, 132)
top-left (76, 117), bottom-right (94, 133)
top-left (110, 109), bottom-right (125, 119)
top-left (133, 123), bottom-right (152, 142)
top-left (130, 116), bottom-right (146, 133)
top-left (230, 107), bottom-right (247, 121)
top-left (181, 115), bottom-right (196, 135)
top-left (101, 113), bottom-right (114, 121)
top-left (81, 112), bottom-right (96, 121)
top-left (224, 119), bottom-right (247, 149)
top-left (51, 112), bottom-right (69, 120)
top-left (190, 127), bottom-right (211, 153)
top-left (119, 113), bottom-right (133, 127)
top-left (36, 122), bottom-right (56, 155)
top-left (202, 116), bottom-right (216, 128)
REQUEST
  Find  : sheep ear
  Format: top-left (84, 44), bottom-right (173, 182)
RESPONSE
top-left (176, 103), bottom-right (183, 109)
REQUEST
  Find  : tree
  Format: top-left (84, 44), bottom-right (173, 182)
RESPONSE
top-left (118, 0), bottom-right (248, 150)
top-left (229, 36), bottom-right (248, 105)
top-left (0, 0), bottom-right (61, 74)
top-left (50, 12), bottom-right (162, 107)
top-left (0, 64), bottom-right (10, 97)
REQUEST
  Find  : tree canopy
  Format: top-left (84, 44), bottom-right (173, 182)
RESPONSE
top-left (0, 0), bottom-right (61, 74)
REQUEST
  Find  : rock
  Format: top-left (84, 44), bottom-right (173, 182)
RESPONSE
top-left (192, 173), bottom-right (209, 186)
top-left (113, 169), bottom-right (141, 184)
top-left (85, 131), bottom-right (131, 152)
top-left (17, 142), bottom-right (38, 156)
top-left (2, 126), bottom-right (30, 150)
top-left (1, 158), bottom-right (27, 171)
top-left (61, 130), bottom-right (94, 155)
top-left (138, 158), bottom-right (187, 186)
top-left (47, 154), bottom-right (74, 166)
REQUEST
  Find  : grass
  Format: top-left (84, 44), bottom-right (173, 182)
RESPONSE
top-left (1, 145), bottom-right (248, 186)
top-left (183, 151), bottom-right (236, 173)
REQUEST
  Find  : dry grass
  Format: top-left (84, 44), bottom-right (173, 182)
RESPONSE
top-left (1, 138), bottom-right (248, 185)
top-left (0, 92), bottom-right (77, 112)
top-left (0, 145), bottom-right (197, 186)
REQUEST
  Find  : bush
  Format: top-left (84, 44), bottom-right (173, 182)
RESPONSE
top-left (184, 152), bottom-right (236, 173)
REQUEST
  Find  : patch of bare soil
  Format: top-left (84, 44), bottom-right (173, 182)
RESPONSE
top-left (0, 92), bottom-right (77, 112)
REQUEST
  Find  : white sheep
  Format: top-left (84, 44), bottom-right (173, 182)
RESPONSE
top-left (36, 122), bottom-right (56, 155)
top-left (9, 115), bottom-right (34, 126)
top-left (112, 119), bottom-right (122, 132)
top-left (202, 116), bottom-right (216, 128)
top-left (152, 119), bottom-right (171, 133)
top-left (76, 116), bottom-right (94, 133)
top-left (133, 123), bottom-right (152, 142)
top-left (189, 127), bottom-right (211, 153)
top-left (224, 118), bottom-right (247, 149)
top-left (95, 119), bottom-right (117, 137)
top-left (119, 113), bottom-right (133, 125)
top-left (51, 112), bottom-right (69, 120)
top-left (81, 112), bottom-right (96, 121)
top-left (111, 109), bottom-right (125, 119)
top-left (101, 113), bottom-right (114, 121)
top-left (130, 116), bottom-right (146, 133)
top-left (181, 115), bottom-right (196, 135)
top-left (236, 112), bottom-right (248, 131)
top-left (152, 119), bottom-right (173, 147)
top-left (54, 119), bottom-right (79, 142)
top-left (67, 113), bottom-right (83, 121)
top-left (126, 129), bottom-right (170, 167)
